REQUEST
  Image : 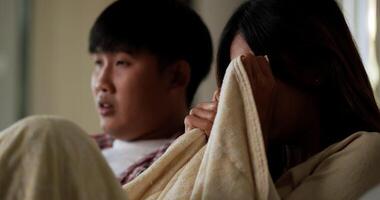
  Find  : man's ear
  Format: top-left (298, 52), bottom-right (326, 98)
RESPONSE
top-left (165, 60), bottom-right (191, 90)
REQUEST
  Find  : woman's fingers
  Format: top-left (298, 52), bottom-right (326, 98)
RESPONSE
top-left (184, 98), bottom-right (218, 136)
top-left (241, 53), bottom-right (263, 80)
top-left (240, 53), bottom-right (276, 142)
top-left (212, 89), bottom-right (220, 102)
top-left (184, 114), bottom-right (213, 136)
top-left (190, 107), bottom-right (217, 122)
top-left (194, 101), bottom-right (218, 111)
top-left (256, 55), bottom-right (273, 80)
top-left (243, 54), bottom-right (273, 82)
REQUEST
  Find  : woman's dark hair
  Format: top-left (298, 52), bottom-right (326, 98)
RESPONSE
top-left (217, 0), bottom-right (380, 147)
top-left (89, 0), bottom-right (213, 105)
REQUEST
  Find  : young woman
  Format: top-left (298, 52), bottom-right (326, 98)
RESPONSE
top-left (185, 0), bottom-right (380, 198)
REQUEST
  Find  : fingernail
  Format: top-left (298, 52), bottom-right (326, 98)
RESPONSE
top-left (241, 55), bottom-right (247, 62)
top-left (264, 55), bottom-right (270, 63)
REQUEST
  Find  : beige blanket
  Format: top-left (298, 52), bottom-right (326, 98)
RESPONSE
top-left (0, 116), bottom-right (127, 200)
top-left (276, 131), bottom-right (380, 200)
top-left (124, 56), bottom-right (279, 199)
top-left (124, 56), bottom-right (380, 200)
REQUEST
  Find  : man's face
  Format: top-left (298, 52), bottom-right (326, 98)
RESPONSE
top-left (91, 51), bottom-right (172, 140)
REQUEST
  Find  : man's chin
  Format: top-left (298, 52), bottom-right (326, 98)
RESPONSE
top-left (100, 122), bottom-right (118, 136)
top-left (101, 125), bottom-right (131, 140)
top-left (100, 120), bottom-right (143, 141)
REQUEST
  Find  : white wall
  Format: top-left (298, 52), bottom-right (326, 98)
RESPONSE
top-left (28, 0), bottom-right (113, 133)
top-left (0, 0), bottom-right (22, 130)
top-left (192, 0), bottom-right (246, 103)
top-left (339, 0), bottom-right (380, 103)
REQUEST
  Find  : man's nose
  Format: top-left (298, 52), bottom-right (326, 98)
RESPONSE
top-left (95, 66), bottom-right (115, 93)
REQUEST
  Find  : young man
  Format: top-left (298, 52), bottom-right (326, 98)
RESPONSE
top-left (89, 0), bottom-right (213, 183)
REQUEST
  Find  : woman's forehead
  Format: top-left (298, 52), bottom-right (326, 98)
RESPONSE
top-left (230, 33), bottom-right (254, 60)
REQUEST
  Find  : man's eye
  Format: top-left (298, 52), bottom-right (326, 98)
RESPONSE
top-left (94, 60), bottom-right (103, 68)
top-left (116, 60), bottom-right (131, 67)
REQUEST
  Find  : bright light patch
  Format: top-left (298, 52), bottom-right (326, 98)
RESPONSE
top-left (367, 0), bottom-right (379, 89)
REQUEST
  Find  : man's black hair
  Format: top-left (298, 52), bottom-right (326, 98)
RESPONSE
top-left (89, 0), bottom-right (213, 105)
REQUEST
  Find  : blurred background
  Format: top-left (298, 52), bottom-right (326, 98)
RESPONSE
top-left (0, 0), bottom-right (379, 133)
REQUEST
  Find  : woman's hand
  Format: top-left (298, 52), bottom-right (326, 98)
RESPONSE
top-left (184, 54), bottom-right (276, 142)
top-left (184, 90), bottom-right (219, 137)
top-left (241, 54), bottom-right (276, 143)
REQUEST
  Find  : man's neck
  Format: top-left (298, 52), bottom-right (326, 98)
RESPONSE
top-left (130, 106), bottom-right (188, 141)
